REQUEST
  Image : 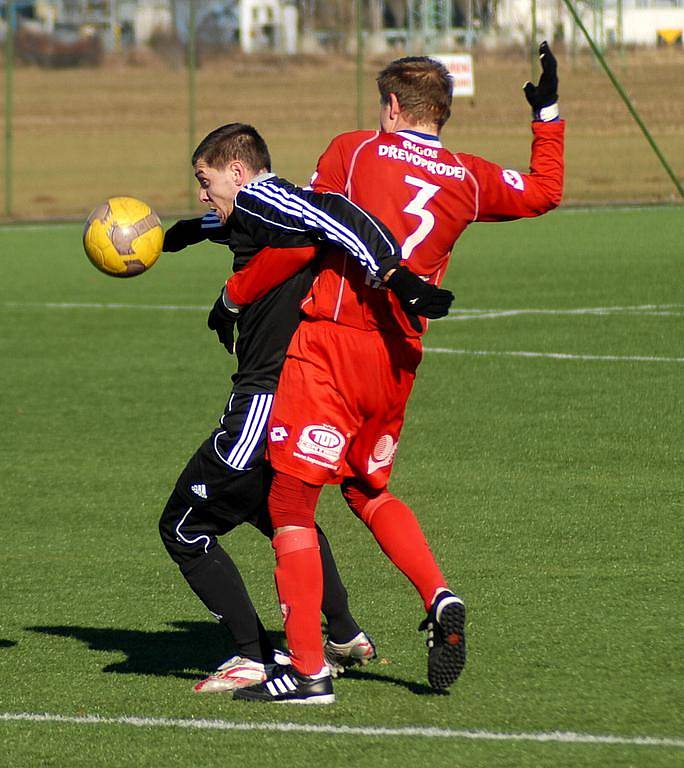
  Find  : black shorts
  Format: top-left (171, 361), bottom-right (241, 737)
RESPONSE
top-left (159, 391), bottom-right (275, 564)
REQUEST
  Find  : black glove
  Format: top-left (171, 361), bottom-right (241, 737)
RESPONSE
top-left (162, 218), bottom-right (207, 252)
top-left (523, 41), bottom-right (559, 122)
top-left (207, 290), bottom-right (239, 354)
top-left (385, 267), bottom-right (454, 330)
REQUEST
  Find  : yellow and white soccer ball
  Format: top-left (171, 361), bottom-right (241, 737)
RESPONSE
top-left (83, 196), bottom-right (163, 277)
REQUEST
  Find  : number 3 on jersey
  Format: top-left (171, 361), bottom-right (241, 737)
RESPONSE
top-left (401, 175), bottom-right (441, 261)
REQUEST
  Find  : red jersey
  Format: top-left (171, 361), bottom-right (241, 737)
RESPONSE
top-left (227, 121), bottom-right (564, 337)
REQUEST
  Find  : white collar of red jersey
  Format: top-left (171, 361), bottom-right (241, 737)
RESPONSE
top-left (395, 130), bottom-right (442, 149)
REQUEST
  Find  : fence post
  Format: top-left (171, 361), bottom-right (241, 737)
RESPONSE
top-left (530, 0), bottom-right (537, 80)
top-left (563, 0), bottom-right (683, 197)
top-left (356, 0), bottom-right (364, 129)
top-left (187, 0), bottom-right (197, 212)
top-left (4, 0), bottom-right (14, 218)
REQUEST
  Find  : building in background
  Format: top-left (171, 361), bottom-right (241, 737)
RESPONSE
top-left (239, 0), bottom-right (297, 52)
top-left (292, 0), bottom-right (684, 53)
top-left (2, 0), bottom-right (683, 56)
top-left (495, 0), bottom-right (684, 49)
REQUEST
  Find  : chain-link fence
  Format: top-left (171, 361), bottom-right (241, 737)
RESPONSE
top-left (1, 0), bottom-right (683, 220)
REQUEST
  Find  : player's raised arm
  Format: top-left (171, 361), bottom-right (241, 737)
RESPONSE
top-left (464, 42), bottom-right (564, 221)
top-left (523, 41), bottom-right (560, 123)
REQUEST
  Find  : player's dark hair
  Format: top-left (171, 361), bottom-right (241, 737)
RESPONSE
top-left (377, 57), bottom-right (452, 130)
top-left (192, 123), bottom-right (271, 173)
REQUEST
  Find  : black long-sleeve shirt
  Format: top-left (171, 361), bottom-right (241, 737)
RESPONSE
top-left (200, 173), bottom-right (401, 393)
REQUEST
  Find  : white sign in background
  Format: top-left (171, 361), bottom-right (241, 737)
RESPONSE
top-left (431, 53), bottom-right (475, 98)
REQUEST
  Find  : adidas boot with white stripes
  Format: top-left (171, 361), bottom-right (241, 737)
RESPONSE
top-left (419, 590), bottom-right (466, 690)
top-left (233, 664), bottom-right (335, 704)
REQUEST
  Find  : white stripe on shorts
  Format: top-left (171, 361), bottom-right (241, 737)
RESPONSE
top-left (216, 393), bottom-right (274, 471)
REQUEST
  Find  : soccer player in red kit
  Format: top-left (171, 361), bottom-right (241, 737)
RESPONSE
top-left (233, 43), bottom-right (564, 703)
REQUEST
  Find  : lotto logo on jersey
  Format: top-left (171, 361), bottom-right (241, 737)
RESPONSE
top-left (502, 169), bottom-right (525, 190)
top-left (296, 424), bottom-right (346, 464)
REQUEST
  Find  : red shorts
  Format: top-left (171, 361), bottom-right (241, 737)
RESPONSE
top-left (268, 319), bottom-right (422, 488)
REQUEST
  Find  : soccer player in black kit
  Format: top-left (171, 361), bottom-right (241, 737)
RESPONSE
top-left (158, 123), bottom-right (452, 692)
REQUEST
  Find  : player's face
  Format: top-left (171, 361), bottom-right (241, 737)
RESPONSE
top-left (194, 160), bottom-right (242, 223)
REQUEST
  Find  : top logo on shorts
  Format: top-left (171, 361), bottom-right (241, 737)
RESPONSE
top-left (297, 424), bottom-right (346, 464)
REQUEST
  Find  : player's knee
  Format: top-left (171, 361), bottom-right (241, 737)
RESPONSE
top-left (269, 470), bottom-right (321, 529)
top-left (159, 494), bottom-right (180, 553)
top-left (272, 526), bottom-right (320, 559)
top-left (159, 490), bottom-right (210, 566)
top-left (341, 479), bottom-right (393, 527)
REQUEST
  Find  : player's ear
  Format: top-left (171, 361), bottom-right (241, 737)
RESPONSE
top-left (230, 160), bottom-right (249, 187)
top-left (389, 93), bottom-right (401, 120)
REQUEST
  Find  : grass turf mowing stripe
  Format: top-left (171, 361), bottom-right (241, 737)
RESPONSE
top-left (2, 299), bottom-right (680, 366)
top-left (0, 204), bottom-right (680, 233)
top-left (1, 713), bottom-right (682, 749)
top-left (3, 300), bottom-right (680, 363)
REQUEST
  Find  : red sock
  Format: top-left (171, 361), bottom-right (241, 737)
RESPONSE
top-left (272, 528), bottom-right (325, 676)
top-left (364, 494), bottom-right (447, 611)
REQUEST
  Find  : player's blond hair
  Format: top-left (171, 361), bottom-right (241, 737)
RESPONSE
top-left (377, 57), bottom-right (452, 130)
top-left (192, 123), bottom-right (271, 173)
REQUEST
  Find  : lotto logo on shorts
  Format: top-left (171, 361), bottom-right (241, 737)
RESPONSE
top-left (368, 434), bottom-right (398, 474)
top-left (270, 426), bottom-right (289, 442)
top-left (269, 420), bottom-right (292, 444)
top-left (296, 424), bottom-right (346, 465)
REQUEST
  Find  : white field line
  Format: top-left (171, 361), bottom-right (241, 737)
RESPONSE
top-left (423, 348), bottom-right (684, 364)
top-left (0, 222), bottom-right (80, 232)
top-left (1, 301), bottom-right (210, 312)
top-left (3, 301), bottom-right (683, 318)
top-left (554, 204), bottom-right (683, 215)
top-left (0, 712), bottom-right (682, 749)
top-left (445, 304), bottom-right (684, 321)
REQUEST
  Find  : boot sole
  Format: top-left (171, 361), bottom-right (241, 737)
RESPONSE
top-left (428, 601), bottom-right (466, 690)
top-left (233, 691), bottom-right (335, 705)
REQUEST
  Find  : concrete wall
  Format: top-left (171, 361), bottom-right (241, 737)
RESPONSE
top-left (623, 9), bottom-right (684, 44)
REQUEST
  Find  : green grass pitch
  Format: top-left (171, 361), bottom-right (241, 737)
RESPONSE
top-left (0, 207), bottom-right (682, 767)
